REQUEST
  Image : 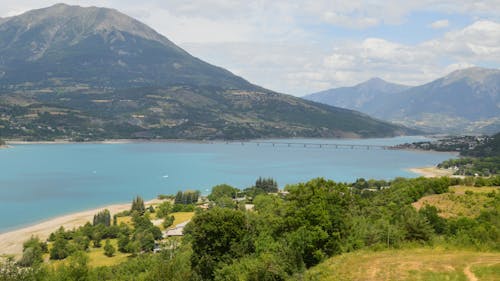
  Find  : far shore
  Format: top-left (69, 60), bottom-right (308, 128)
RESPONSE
top-left (408, 166), bottom-right (461, 178)
top-left (0, 199), bottom-right (161, 258)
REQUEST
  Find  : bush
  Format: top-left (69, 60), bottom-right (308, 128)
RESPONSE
top-left (104, 239), bottom-right (116, 257)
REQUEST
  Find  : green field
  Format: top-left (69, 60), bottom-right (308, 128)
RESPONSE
top-left (302, 248), bottom-right (500, 281)
top-left (413, 186), bottom-right (499, 218)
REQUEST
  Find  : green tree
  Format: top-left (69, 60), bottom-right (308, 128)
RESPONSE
top-left (163, 215), bottom-right (175, 229)
top-left (131, 196), bottom-right (146, 215)
top-left (208, 184), bottom-right (239, 201)
top-left (104, 239), bottom-right (116, 257)
top-left (17, 236), bottom-right (46, 267)
top-left (185, 208), bottom-right (248, 280)
top-left (50, 235), bottom-right (71, 260)
top-left (117, 234), bottom-right (130, 253)
top-left (93, 209), bottom-right (111, 226)
top-left (156, 201), bottom-right (173, 218)
top-left (255, 177), bottom-right (278, 193)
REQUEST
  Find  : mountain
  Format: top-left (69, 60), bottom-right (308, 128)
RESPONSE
top-left (304, 78), bottom-right (410, 114)
top-left (0, 4), bottom-right (412, 140)
top-left (0, 4), bottom-right (255, 90)
top-left (304, 68), bottom-right (500, 134)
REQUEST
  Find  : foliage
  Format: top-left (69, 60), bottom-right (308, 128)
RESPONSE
top-left (162, 215), bottom-right (175, 229)
top-left (17, 237), bottom-right (47, 267)
top-left (93, 209), bottom-right (111, 227)
top-left (174, 190), bottom-right (200, 205)
top-left (103, 240), bottom-right (116, 257)
top-left (172, 204), bottom-right (195, 212)
top-left (7, 177), bottom-right (500, 280)
top-left (156, 201), bottom-right (173, 218)
top-left (462, 132), bottom-right (500, 157)
top-left (50, 235), bottom-right (71, 260)
top-left (438, 157), bottom-right (500, 176)
top-left (255, 177), bottom-right (278, 193)
top-left (208, 184), bottom-right (239, 201)
top-left (131, 196), bottom-right (145, 215)
top-left (184, 207), bottom-right (249, 280)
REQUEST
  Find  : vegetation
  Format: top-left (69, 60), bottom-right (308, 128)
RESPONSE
top-left (2, 177), bottom-right (498, 280)
top-left (174, 190), bottom-right (200, 205)
top-left (413, 186), bottom-right (499, 218)
top-left (301, 248), bottom-right (500, 281)
top-left (93, 209), bottom-right (111, 227)
top-left (103, 239), bottom-right (115, 257)
top-left (131, 196), bottom-right (146, 215)
top-left (438, 157), bottom-right (500, 176)
top-left (462, 132), bottom-right (500, 157)
top-left (207, 184), bottom-right (239, 201)
top-left (437, 132), bottom-right (500, 176)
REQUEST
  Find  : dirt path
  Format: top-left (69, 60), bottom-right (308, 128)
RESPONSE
top-left (463, 258), bottom-right (500, 281)
top-left (463, 264), bottom-right (478, 281)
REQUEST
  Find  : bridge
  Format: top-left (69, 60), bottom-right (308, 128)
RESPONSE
top-left (224, 141), bottom-right (397, 150)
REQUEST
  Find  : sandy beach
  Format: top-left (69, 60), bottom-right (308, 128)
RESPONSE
top-left (0, 199), bottom-right (161, 258)
top-left (408, 166), bottom-right (455, 178)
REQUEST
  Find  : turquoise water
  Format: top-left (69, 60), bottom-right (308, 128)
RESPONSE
top-left (0, 136), bottom-right (455, 232)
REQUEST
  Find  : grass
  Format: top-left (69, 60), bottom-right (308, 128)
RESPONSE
top-left (87, 239), bottom-right (131, 267)
top-left (412, 186), bottom-right (498, 218)
top-left (302, 248), bottom-right (500, 281)
top-left (171, 212), bottom-right (194, 227)
top-left (45, 209), bottom-right (194, 268)
top-left (47, 239), bottom-right (131, 268)
top-left (472, 263), bottom-right (500, 281)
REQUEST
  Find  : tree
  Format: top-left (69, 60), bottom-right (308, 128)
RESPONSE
top-left (117, 234), bottom-right (130, 253)
top-left (255, 177), bottom-right (278, 193)
top-left (156, 201), bottom-right (173, 218)
top-left (208, 184), bottom-right (239, 201)
top-left (131, 196), bottom-right (146, 215)
top-left (93, 209), bottom-right (111, 226)
top-left (50, 235), bottom-right (71, 260)
top-left (104, 239), bottom-right (116, 257)
top-left (163, 215), bottom-right (175, 229)
top-left (18, 236), bottom-right (46, 267)
top-left (185, 208), bottom-right (248, 280)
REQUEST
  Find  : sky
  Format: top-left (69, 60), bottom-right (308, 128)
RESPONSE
top-left (1, 1), bottom-right (500, 96)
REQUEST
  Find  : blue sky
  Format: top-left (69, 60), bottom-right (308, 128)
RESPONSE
top-left (1, 1), bottom-right (500, 96)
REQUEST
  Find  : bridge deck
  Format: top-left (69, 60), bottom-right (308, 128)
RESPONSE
top-left (225, 141), bottom-right (397, 150)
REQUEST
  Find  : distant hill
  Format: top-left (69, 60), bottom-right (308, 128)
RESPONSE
top-left (305, 78), bottom-right (410, 114)
top-left (304, 68), bottom-right (500, 134)
top-left (0, 4), bottom-right (412, 141)
top-left (462, 131), bottom-right (500, 157)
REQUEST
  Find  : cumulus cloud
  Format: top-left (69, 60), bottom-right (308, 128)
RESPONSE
top-left (430, 19), bottom-right (450, 29)
top-left (0, 1), bottom-right (499, 95)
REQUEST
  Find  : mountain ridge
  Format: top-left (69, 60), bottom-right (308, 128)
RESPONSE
top-left (0, 4), bottom-right (413, 140)
top-left (304, 67), bottom-right (500, 134)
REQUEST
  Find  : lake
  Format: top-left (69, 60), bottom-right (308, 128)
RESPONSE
top-left (0, 136), bottom-right (455, 232)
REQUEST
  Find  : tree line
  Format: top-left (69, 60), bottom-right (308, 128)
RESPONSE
top-left (2, 176), bottom-right (498, 281)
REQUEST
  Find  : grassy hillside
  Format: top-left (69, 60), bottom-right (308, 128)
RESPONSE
top-left (301, 248), bottom-right (500, 281)
top-left (413, 186), bottom-right (499, 218)
top-left (0, 86), bottom-right (412, 140)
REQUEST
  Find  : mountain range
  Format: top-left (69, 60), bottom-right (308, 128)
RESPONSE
top-left (0, 4), bottom-right (412, 141)
top-left (304, 67), bottom-right (500, 134)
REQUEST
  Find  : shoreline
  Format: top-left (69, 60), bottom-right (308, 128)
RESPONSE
top-left (5, 135), bottom-right (432, 146)
top-left (408, 166), bottom-right (458, 178)
top-left (0, 198), bottom-right (161, 258)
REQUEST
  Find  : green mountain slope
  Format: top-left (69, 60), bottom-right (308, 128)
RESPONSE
top-left (0, 4), bottom-right (413, 140)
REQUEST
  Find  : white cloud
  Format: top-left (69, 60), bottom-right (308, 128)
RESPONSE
top-left (430, 19), bottom-right (449, 29)
top-left (0, 1), bottom-right (500, 95)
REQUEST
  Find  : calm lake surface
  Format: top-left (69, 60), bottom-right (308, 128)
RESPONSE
top-left (0, 136), bottom-right (456, 232)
